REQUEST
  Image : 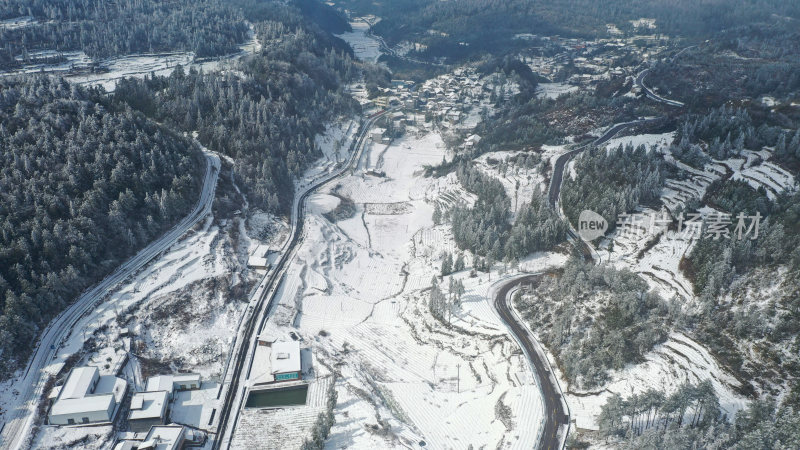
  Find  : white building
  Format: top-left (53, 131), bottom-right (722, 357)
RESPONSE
top-left (49, 366), bottom-right (127, 425)
top-left (247, 244), bottom-right (272, 270)
top-left (370, 127), bottom-right (386, 142)
top-left (271, 341), bottom-right (302, 382)
top-left (145, 374), bottom-right (201, 399)
top-left (250, 340), bottom-right (302, 385)
top-left (128, 391), bottom-right (169, 432)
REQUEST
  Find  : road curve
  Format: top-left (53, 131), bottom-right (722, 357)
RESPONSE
top-left (635, 69), bottom-right (684, 107)
top-left (497, 49), bottom-right (692, 450)
top-left (0, 149), bottom-right (220, 450)
top-left (548, 118), bottom-right (659, 262)
top-left (212, 111), bottom-right (389, 449)
top-left (493, 274), bottom-right (567, 450)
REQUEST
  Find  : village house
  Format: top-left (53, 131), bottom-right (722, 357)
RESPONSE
top-left (48, 366), bottom-right (127, 426)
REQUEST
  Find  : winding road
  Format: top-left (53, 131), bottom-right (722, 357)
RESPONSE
top-left (635, 69), bottom-right (684, 108)
top-left (0, 150), bottom-right (220, 450)
top-left (492, 48), bottom-right (690, 449)
top-left (212, 110), bottom-right (390, 449)
top-left (493, 274), bottom-right (567, 450)
top-left (492, 119), bottom-right (663, 449)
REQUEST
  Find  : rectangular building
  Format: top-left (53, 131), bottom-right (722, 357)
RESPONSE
top-left (271, 341), bottom-right (301, 382)
top-left (48, 366), bottom-right (127, 426)
top-left (128, 391), bottom-right (169, 433)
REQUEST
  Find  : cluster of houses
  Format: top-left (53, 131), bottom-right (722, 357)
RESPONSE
top-left (516, 34), bottom-right (671, 90)
top-left (367, 70), bottom-right (491, 130)
top-left (47, 365), bottom-right (204, 449)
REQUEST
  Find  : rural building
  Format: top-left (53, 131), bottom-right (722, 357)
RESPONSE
top-left (250, 339), bottom-right (303, 385)
top-left (145, 374), bottom-right (201, 399)
top-left (112, 425), bottom-right (205, 450)
top-left (370, 127), bottom-right (386, 142)
top-left (464, 134), bottom-right (482, 149)
top-left (139, 425), bottom-right (186, 450)
top-left (128, 391), bottom-right (169, 432)
top-left (247, 244), bottom-right (272, 270)
top-left (48, 366), bottom-right (127, 425)
top-left (271, 341), bottom-right (302, 382)
top-left (374, 97), bottom-right (389, 108)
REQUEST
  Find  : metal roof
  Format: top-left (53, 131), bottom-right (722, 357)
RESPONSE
top-left (50, 394), bottom-right (114, 416)
top-left (60, 366), bottom-right (98, 400)
top-left (129, 391), bottom-right (168, 420)
top-left (146, 375), bottom-right (174, 393)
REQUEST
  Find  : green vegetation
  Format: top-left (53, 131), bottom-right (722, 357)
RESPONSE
top-left (336, 0), bottom-right (800, 64)
top-left (112, 3), bottom-right (360, 214)
top-left (562, 143), bottom-right (664, 232)
top-left (515, 259), bottom-right (670, 388)
top-left (449, 163), bottom-right (566, 261)
top-left (0, 0), bottom-right (250, 70)
top-left (0, 76), bottom-right (204, 375)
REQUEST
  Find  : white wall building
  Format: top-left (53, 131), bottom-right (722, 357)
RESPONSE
top-left (49, 366), bottom-right (127, 425)
top-left (145, 373), bottom-right (201, 399)
top-left (128, 390), bottom-right (169, 432)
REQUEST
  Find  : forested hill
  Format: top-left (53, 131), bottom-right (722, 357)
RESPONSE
top-left (0, 77), bottom-right (205, 375)
top-left (0, 0), bottom-right (250, 70)
top-left (337, 0), bottom-right (800, 62)
top-left (112, 1), bottom-right (360, 214)
top-left (0, 0), bottom-right (359, 377)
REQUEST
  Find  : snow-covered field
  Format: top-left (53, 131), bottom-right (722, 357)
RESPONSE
top-left (565, 332), bottom-right (748, 431)
top-left (237, 126), bottom-right (555, 449)
top-left (337, 20), bottom-right (382, 63)
top-left (1, 25), bottom-right (262, 92)
top-left (536, 82), bottom-right (578, 99)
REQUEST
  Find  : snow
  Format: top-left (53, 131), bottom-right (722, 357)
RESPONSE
top-left (307, 194), bottom-right (340, 215)
top-left (731, 161), bottom-right (797, 200)
top-left (560, 131), bottom-right (762, 432)
top-left (536, 82), bottom-right (578, 99)
top-left (240, 126), bottom-right (551, 449)
top-left (565, 332), bottom-right (748, 430)
top-left (473, 150), bottom-right (548, 215)
top-left (0, 16), bottom-right (36, 30)
top-left (170, 382), bottom-right (220, 429)
top-left (336, 20), bottom-right (382, 63)
top-left (270, 341), bottom-right (301, 374)
top-left (1, 24), bottom-right (261, 91)
top-left (30, 425), bottom-right (113, 449)
top-left (603, 131), bottom-right (674, 153)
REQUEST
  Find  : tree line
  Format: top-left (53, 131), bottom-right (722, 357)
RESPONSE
top-left (562, 143), bottom-right (664, 233)
top-left (0, 0), bottom-right (251, 70)
top-left (515, 259), bottom-right (670, 388)
top-left (594, 389), bottom-right (800, 449)
top-left (338, 0), bottom-right (800, 65)
top-left (112, 3), bottom-right (360, 215)
top-left (448, 162), bottom-right (567, 262)
top-left (0, 76), bottom-right (204, 376)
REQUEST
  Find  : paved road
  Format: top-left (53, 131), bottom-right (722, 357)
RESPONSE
top-left (507, 49), bottom-right (694, 449)
top-left (0, 150), bottom-right (220, 450)
top-left (493, 274), bottom-right (567, 450)
top-left (635, 69), bottom-right (684, 107)
top-left (212, 110), bottom-right (389, 449)
top-left (547, 118), bottom-right (660, 262)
